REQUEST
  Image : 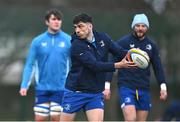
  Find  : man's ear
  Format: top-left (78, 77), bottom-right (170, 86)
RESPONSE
top-left (90, 24), bottom-right (93, 29)
top-left (45, 20), bottom-right (49, 26)
top-left (88, 23), bottom-right (93, 30)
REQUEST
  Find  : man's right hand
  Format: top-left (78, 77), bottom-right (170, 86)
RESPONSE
top-left (114, 56), bottom-right (136, 69)
top-left (19, 88), bottom-right (28, 96)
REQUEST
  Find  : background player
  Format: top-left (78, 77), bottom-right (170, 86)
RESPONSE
top-left (19, 9), bottom-right (71, 121)
top-left (114, 13), bottom-right (168, 121)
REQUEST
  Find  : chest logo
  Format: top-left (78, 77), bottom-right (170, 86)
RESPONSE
top-left (41, 42), bottom-right (47, 47)
top-left (99, 40), bottom-right (105, 47)
top-left (130, 44), bottom-right (135, 48)
top-left (58, 42), bottom-right (65, 47)
top-left (146, 44), bottom-right (152, 50)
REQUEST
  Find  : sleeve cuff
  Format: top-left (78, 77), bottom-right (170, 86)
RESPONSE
top-left (105, 81), bottom-right (110, 89)
top-left (160, 83), bottom-right (167, 91)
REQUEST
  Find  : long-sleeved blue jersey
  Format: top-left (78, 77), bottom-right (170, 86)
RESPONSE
top-left (65, 31), bottom-right (126, 93)
top-left (116, 34), bottom-right (165, 90)
top-left (20, 30), bottom-right (71, 91)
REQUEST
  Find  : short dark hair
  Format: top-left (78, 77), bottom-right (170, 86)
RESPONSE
top-left (73, 13), bottom-right (93, 24)
top-left (45, 8), bottom-right (63, 21)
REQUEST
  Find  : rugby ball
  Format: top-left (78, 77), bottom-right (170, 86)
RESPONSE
top-left (127, 48), bottom-right (150, 69)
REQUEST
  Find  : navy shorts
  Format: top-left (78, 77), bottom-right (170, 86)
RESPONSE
top-left (62, 90), bottom-right (104, 113)
top-left (118, 86), bottom-right (151, 111)
top-left (35, 90), bottom-right (64, 105)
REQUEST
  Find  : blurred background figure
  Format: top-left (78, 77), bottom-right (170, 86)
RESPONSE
top-left (161, 100), bottom-right (180, 121)
top-left (19, 8), bottom-right (71, 121)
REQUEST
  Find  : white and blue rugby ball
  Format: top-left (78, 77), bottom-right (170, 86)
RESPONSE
top-left (127, 48), bottom-right (150, 69)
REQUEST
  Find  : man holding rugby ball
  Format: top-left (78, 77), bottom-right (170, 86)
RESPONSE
top-left (110, 13), bottom-right (167, 121)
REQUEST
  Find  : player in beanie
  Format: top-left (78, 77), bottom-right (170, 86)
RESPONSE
top-left (110, 13), bottom-right (168, 121)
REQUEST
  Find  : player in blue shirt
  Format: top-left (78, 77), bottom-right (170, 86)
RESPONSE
top-left (60, 13), bottom-right (136, 121)
top-left (114, 13), bottom-right (168, 121)
top-left (19, 9), bottom-right (71, 121)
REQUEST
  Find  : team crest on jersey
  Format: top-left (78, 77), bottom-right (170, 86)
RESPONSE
top-left (130, 44), bottom-right (135, 48)
top-left (58, 42), bottom-right (65, 47)
top-left (146, 44), bottom-right (152, 50)
top-left (41, 42), bottom-right (47, 47)
top-left (99, 40), bottom-right (105, 47)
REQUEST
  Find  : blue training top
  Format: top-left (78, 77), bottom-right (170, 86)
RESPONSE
top-left (65, 30), bottom-right (126, 93)
top-left (116, 34), bottom-right (165, 90)
top-left (20, 30), bottom-right (71, 91)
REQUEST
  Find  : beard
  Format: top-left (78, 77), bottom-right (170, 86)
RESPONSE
top-left (134, 31), bottom-right (146, 39)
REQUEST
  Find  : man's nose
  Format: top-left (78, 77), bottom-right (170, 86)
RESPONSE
top-left (75, 28), bottom-right (80, 33)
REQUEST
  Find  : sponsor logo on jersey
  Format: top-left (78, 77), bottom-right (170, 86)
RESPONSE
top-left (79, 53), bottom-right (83, 56)
top-left (41, 42), bottom-right (47, 47)
top-left (130, 44), bottom-right (135, 48)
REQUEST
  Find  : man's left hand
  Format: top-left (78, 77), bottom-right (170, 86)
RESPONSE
top-left (103, 89), bottom-right (111, 100)
top-left (160, 90), bottom-right (167, 101)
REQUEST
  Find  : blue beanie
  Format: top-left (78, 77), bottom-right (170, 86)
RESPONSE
top-left (131, 14), bottom-right (149, 29)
